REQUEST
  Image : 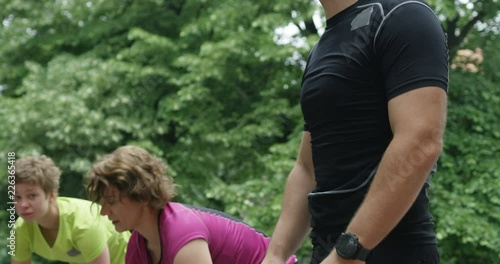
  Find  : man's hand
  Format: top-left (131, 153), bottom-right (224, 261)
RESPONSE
top-left (320, 250), bottom-right (364, 264)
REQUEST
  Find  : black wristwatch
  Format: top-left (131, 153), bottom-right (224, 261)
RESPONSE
top-left (334, 232), bottom-right (371, 261)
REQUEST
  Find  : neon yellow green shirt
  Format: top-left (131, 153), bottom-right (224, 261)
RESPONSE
top-left (12, 197), bottom-right (130, 264)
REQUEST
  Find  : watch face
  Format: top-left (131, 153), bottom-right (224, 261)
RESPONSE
top-left (336, 233), bottom-right (358, 258)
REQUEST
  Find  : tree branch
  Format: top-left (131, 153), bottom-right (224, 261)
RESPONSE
top-left (304, 17), bottom-right (318, 35)
top-left (445, 16), bottom-right (460, 53)
top-left (447, 12), bottom-right (486, 61)
top-left (456, 11), bottom-right (485, 48)
top-left (301, 17), bottom-right (318, 36)
top-left (167, 0), bottom-right (186, 16)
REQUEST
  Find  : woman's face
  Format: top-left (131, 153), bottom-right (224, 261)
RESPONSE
top-left (15, 183), bottom-right (54, 222)
top-left (99, 186), bottom-right (146, 232)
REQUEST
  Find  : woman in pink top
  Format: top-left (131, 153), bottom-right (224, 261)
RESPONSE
top-left (86, 145), bottom-right (297, 264)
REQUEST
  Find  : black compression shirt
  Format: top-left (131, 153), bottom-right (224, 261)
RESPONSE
top-left (300, 0), bottom-right (448, 244)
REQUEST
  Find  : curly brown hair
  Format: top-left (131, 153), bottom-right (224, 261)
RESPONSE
top-left (86, 145), bottom-right (176, 209)
top-left (15, 156), bottom-right (61, 195)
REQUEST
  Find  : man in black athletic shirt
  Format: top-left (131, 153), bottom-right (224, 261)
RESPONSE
top-left (262, 0), bottom-right (448, 263)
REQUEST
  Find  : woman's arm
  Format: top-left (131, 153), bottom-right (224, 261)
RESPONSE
top-left (173, 239), bottom-right (213, 264)
top-left (89, 244), bottom-right (111, 264)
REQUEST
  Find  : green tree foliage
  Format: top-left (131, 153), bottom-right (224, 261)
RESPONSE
top-left (428, 0), bottom-right (500, 57)
top-left (0, 0), bottom-right (313, 200)
top-left (0, 0), bottom-right (315, 262)
top-left (428, 2), bottom-right (500, 262)
top-left (433, 39), bottom-right (500, 263)
top-left (0, 0), bottom-right (498, 263)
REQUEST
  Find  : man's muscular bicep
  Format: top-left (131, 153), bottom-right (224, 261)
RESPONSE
top-left (388, 87), bottom-right (447, 143)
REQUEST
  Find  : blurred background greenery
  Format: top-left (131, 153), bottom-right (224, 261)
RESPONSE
top-left (0, 0), bottom-right (498, 263)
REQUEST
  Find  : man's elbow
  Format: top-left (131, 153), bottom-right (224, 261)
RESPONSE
top-left (404, 130), bottom-right (444, 172)
top-left (394, 127), bottom-right (444, 174)
top-left (420, 127), bottom-right (444, 160)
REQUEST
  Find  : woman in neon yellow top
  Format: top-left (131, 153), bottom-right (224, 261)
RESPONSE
top-left (11, 156), bottom-right (130, 264)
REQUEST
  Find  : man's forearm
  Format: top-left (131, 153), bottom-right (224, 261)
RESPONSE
top-left (346, 133), bottom-right (442, 250)
top-left (266, 164), bottom-right (316, 261)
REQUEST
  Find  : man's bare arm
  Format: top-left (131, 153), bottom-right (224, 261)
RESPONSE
top-left (322, 87), bottom-right (447, 263)
top-left (262, 132), bottom-right (317, 263)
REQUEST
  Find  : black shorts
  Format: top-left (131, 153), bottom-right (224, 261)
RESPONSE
top-left (310, 239), bottom-right (439, 264)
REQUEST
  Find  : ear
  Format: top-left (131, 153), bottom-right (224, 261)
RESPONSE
top-left (48, 191), bottom-right (57, 203)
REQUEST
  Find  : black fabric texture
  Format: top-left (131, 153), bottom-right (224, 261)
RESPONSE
top-left (300, 0), bottom-right (448, 247)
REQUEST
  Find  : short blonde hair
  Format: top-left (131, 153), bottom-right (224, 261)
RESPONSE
top-left (15, 156), bottom-right (61, 195)
top-left (86, 145), bottom-right (176, 209)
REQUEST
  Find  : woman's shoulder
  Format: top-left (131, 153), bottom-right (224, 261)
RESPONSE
top-left (161, 202), bottom-right (211, 240)
top-left (160, 203), bottom-right (211, 262)
top-left (57, 197), bottom-right (108, 232)
top-left (13, 216), bottom-right (34, 235)
top-left (57, 197), bottom-right (97, 215)
top-left (163, 202), bottom-right (198, 220)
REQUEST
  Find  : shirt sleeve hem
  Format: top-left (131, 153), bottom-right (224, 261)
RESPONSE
top-left (387, 80), bottom-right (448, 101)
top-left (84, 242), bottom-right (107, 262)
top-left (170, 235), bottom-right (208, 261)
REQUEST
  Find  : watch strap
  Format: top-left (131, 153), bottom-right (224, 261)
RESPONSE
top-left (355, 246), bottom-right (372, 261)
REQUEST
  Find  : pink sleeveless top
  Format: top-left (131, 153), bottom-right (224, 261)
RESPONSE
top-left (125, 202), bottom-right (296, 264)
